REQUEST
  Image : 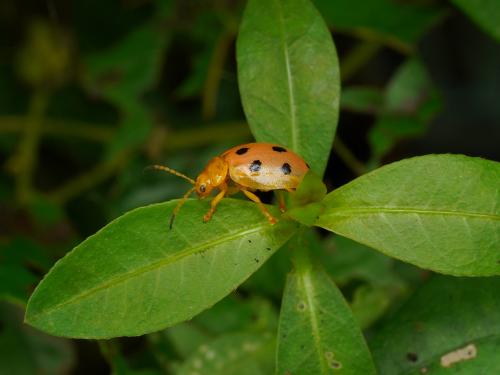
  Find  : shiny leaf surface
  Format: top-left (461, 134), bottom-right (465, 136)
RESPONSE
top-left (316, 155), bottom-right (500, 275)
top-left (276, 231), bottom-right (376, 374)
top-left (25, 199), bottom-right (297, 338)
top-left (237, 0), bottom-right (340, 175)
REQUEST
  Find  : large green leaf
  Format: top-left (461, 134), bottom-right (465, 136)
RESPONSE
top-left (237, 0), bottom-right (340, 175)
top-left (371, 276), bottom-right (500, 374)
top-left (25, 199), bottom-right (297, 338)
top-left (451, 0), bottom-right (500, 41)
top-left (316, 155), bottom-right (500, 276)
top-left (276, 231), bottom-right (376, 375)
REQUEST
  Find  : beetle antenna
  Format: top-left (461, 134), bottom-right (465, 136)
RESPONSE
top-left (169, 186), bottom-right (196, 229)
top-left (147, 165), bottom-right (195, 185)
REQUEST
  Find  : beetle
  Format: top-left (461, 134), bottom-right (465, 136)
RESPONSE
top-left (151, 142), bottom-right (310, 227)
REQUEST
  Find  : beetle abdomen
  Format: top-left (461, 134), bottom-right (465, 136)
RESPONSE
top-left (222, 143), bottom-right (309, 191)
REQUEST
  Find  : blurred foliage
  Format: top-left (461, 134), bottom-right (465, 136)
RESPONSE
top-left (1, 0), bottom-right (499, 373)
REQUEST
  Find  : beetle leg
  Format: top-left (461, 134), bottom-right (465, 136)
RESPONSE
top-left (276, 190), bottom-right (287, 213)
top-left (241, 189), bottom-right (277, 225)
top-left (203, 184), bottom-right (227, 222)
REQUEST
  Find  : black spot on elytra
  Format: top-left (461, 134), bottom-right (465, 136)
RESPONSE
top-left (266, 247), bottom-right (271, 251)
top-left (406, 352), bottom-right (418, 362)
top-left (249, 160), bottom-right (262, 172)
top-left (254, 258), bottom-right (260, 263)
top-left (281, 162), bottom-right (292, 175)
top-left (272, 146), bottom-right (287, 152)
top-left (248, 239), bottom-right (252, 243)
top-left (236, 147), bottom-right (249, 155)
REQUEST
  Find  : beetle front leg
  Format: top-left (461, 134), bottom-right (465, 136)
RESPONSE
top-left (203, 184), bottom-right (227, 222)
top-left (241, 189), bottom-right (277, 225)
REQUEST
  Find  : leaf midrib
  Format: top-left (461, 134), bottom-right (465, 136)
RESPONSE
top-left (275, 0), bottom-right (299, 151)
top-left (28, 224), bottom-right (269, 321)
top-left (321, 206), bottom-right (500, 221)
top-left (301, 271), bottom-right (329, 374)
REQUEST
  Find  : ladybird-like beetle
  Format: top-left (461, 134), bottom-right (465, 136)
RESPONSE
top-left (151, 142), bottom-right (310, 227)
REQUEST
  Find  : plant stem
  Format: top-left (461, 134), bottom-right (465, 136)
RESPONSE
top-left (333, 137), bottom-right (367, 176)
top-left (0, 116), bottom-right (251, 149)
top-left (12, 90), bottom-right (49, 205)
top-left (0, 116), bottom-right (114, 142)
top-left (202, 30), bottom-right (235, 120)
top-left (340, 41), bottom-right (382, 82)
top-left (290, 229), bottom-right (313, 274)
top-left (336, 28), bottom-right (413, 56)
top-left (47, 149), bottom-right (132, 204)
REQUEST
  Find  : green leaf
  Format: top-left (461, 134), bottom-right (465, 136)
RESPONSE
top-left (321, 236), bottom-right (401, 287)
top-left (451, 0), bottom-right (500, 41)
top-left (276, 231), bottom-right (376, 375)
top-left (371, 275), bottom-right (500, 374)
top-left (350, 284), bottom-right (392, 329)
top-left (316, 155), bottom-right (500, 276)
top-left (286, 171), bottom-right (327, 226)
top-left (25, 199), bottom-right (298, 338)
top-left (0, 238), bottom-right (52, 305)
top-left (341, 86), bottom-right (384, 114)
top-left (290, 170), bottom-right (327, 207)
top-left (237, 0), bottom-right (340, 175)
top-left (159, 323), bottom-right (210, 359)
top-left (369, 59), bottom-right (441, 163)
top-left (177, 332), bottom-right (275, 375)
top-left (313, 0), bottom-right (445, 46)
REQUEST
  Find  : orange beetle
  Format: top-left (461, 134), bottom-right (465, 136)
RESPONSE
top-left (151, 142), bottom-right (310, 227)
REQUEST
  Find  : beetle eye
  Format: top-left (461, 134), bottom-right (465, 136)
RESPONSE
top-left (200, 185), bottom-right (206, 193)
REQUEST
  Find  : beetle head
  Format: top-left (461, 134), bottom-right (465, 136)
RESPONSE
top-left (195, 157), bottom-right (228, 197)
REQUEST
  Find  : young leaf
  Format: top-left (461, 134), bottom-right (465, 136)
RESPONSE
top-left (277, 231), bottom-right (376, 375)
top-left (341, 86), bottom-right (384, 114)
top-left (316, 155), bottom-right (500, 276)
top-left (371, 276), bottom-right (500, 374)
top-left (237, 0), bottom-right (340, 175)
top-left (286, 171), bottom-right (327, 226)
top-left (25, 199), bottom-right (298, 338)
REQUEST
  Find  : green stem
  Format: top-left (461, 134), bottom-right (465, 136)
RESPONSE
top-left (333, 137), bottom-right (367, 176)
top-left (0, 116), bottom-right (251, 149)
top-left (13, 90), bottom-right (49, 204)
top-left (47, 149), bottom-right (132, 204)
top-left (0, 116), bottom-right (114, 142)
top-left (336, 28), bottom-right (413, 56)
top-left (290, 229), bottom-right (313, 273)
top-left (340, 41), bottom-right (383, 82)
top-left (202, 30), bottom-right (234, 120)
